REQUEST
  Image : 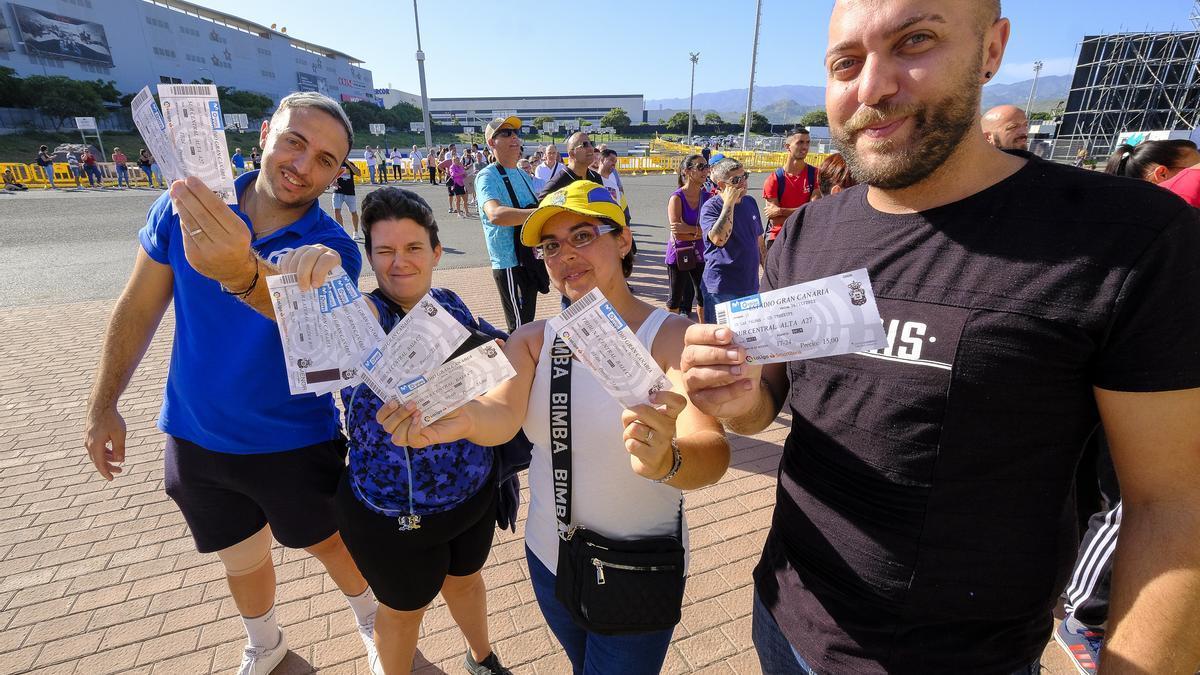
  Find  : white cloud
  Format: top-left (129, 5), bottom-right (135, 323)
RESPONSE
top-left (993, 56), bottom-right (1077, 84)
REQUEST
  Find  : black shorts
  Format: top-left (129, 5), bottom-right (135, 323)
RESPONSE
top-left (448, 182), bottom-right (466, 196)
top-left (335, 469), bottom-right (497, 611)
top-left (164, 435), bottom-right (347, 553)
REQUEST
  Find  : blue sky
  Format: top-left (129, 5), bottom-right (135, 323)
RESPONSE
top-left (198, 0), bottom-right (1198, 99)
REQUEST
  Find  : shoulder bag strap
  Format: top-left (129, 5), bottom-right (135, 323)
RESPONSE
top-left (549, 334), bottom-right (573, 536)
top-left (495, 164), bottom-right (522, 207)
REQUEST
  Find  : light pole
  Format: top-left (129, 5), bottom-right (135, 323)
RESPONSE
top-left (742, 0), bottom-right (763, 150)
top-left (413, 0), bottom-right (434, 150)
top-left (687, 52), bottom-right (699, 147)
top-left (1025, 60), bottom-right (1043, 116)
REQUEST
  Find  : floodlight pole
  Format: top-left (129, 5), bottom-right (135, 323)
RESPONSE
top-left (687, 53), bottom-right (699, 146)
top-left (1025, 60), bottom-right (1044, 115)
top-left (742, 0), bottom-right (762, 150)
top-left (413, 0), bottom-right (433, 149)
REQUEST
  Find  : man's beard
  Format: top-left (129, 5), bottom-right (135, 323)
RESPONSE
top-left (832, 65), bottom-right (982, 190)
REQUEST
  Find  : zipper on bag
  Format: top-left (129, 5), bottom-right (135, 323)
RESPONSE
top-left (591, 558), bottom-right (678, 585)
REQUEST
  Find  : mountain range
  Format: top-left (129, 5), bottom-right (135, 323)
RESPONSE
top-left (644, 74), bottom-right (1072, 124)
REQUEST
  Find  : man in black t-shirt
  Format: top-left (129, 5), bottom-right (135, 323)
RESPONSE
top-left (682, 2), bottom-right (1200, 674)
top-left (331, 161), bottom-right (361, 240)
top-left (537, 131), bottom-right (603, 200)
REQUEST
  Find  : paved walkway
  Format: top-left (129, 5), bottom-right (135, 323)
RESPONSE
top-left (0, 256), bottom-right (1072, 674)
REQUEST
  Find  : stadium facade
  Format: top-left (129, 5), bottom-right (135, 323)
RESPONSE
top-left (426, 94), bottom-right (646, 127)
top-left (0, 0), bottom-right (373, 104)
top-left (1054, 31), bottom-right (1200, 162)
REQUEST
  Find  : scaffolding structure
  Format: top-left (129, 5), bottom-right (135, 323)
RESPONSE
top-left (1052, 31), bottom-right (1200, 162)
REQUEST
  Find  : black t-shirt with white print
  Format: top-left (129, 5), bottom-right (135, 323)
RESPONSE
top-left (755, 155), bottom-right (1200, 674)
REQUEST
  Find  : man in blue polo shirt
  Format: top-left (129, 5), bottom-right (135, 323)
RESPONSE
top-left (698, 157), bottom-right (765, 320)
top-left (84, 93), bottom-right (382, 675)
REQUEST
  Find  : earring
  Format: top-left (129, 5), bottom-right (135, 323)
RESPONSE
top-left (984, 71), bottom-right (992, 79)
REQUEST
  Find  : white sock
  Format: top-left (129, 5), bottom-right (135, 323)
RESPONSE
top-left (346, 588), bottom-right (377, 626)
top-left (243, 606), bottom-right (280, 648)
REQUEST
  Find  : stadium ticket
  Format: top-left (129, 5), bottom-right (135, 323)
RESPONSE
top-left (157, 83), bottom-right (237, 204)
top-left (358, 293), bottom-right (470, 402)
top-left (712, 268), bottom-right (888, 364)
top-left (130, 87), bottom-right (184, 184)
top-left (397, 341), bottom-right (516, 425)
top-left (267, 269), bottom-right (384, 395)
top-left (548, 288), bottom-right (671, 408)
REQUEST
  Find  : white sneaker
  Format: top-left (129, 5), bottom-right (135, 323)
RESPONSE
top-left (358, 616), bottom-right (384, 675)
top-left (237, 629), bottom-right (287, 675)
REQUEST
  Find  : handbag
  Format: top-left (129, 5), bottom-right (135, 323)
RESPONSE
top-left (673, 238), bottom-right (699, 271)
top-left (549, 335), bottom-right (686, 635)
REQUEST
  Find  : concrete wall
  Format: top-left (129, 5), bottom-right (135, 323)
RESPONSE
top-left (425, 94), bottom-right (645, 126)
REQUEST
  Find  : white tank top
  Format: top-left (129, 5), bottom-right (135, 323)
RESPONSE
top-left (524, 308), bottom-right (689, 574)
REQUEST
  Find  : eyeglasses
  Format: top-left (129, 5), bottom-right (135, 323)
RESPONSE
top-left (688, 163), bottom-right (709, 171)
top-left (573, 141), bottom-right (595, 150)
top-left (534, 223), bottom-right (616, 259)
top-left (494, 128), bottom-right (521, 139)
top-left (729, 173), bottom-right (748, 186)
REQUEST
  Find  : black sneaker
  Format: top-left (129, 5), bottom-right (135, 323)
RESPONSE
top-left (464, 650), bottom-right (512, 675)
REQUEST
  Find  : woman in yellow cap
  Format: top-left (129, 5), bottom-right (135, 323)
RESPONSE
top-left (376, 180), bottom-right (730, 674)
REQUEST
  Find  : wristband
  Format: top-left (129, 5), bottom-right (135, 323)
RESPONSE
top-left (653, 439), bottom-right (683, 484)
top-left (221, 254), bottom-right (260, 299)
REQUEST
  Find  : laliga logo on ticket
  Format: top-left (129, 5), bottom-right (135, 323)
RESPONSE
top-left (730, 295), bottom-right (762, 313)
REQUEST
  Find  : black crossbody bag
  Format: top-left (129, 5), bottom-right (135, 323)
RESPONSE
top-left (549, 335), bottom-right (686, 635)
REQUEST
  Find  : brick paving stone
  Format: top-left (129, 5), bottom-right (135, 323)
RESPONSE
top-left (68, 643), bottom-right (143, 675)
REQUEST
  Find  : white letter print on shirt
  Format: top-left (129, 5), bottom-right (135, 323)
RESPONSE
top-left (856, 318), bottom-right (953, 371)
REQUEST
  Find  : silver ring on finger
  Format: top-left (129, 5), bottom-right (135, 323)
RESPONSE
top-left (645, 427), bottom-right (654, 443)
top-left (189, 228), bottom-right (203, 236)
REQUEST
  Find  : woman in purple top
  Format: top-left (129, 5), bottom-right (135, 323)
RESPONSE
top-left (665, 154), bottom-right (710, 321)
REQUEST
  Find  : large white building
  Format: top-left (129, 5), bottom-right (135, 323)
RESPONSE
top-left (0, 0), bottom-right (372, 105)
top-left (426, 94), bottom-right (645, 126)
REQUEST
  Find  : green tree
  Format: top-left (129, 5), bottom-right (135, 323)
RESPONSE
top-left (23, 76), bottom-right (106, 130)
top-left (532, 115), bottom-right (554, 128)
top-left (703, 112), bottom-right (724, 125)
top-left (341, 100), bottom-right (386, 130)
top-left (1029, 111), bottom-right (1052, 122)
top-left (665, 111), bottom-right (698, 132)
top-left (737, 111), bottom-right (770, 133)
top-left (580, 119), bottom-right (592, 128)
top-left (217, 87), bottom-right (274, 119)
top-left (798, 109), bottom-right (828, 127)
top-left (600, 107), bottom-right (631, 128)
top-left (83, 79), bottom-right (121, 104)
top-left (0, 66), bottom-right (25, 108)
top-left (384, 102), bottom-right (422, 127)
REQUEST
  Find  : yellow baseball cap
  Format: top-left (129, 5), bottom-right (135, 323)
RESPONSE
top-left (484, 116), bottom-right (522, 143)
top-left (520, 180), bottom-right (627, 247)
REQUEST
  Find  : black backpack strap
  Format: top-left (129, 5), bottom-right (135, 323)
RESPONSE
top-left (549, 334), bottom-right (573, 536)
top-left (774, 167), bottom-right (786, 202)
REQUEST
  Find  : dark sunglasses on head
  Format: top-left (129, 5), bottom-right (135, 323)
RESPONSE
top-left (494, 128), bottom-right (522, 139)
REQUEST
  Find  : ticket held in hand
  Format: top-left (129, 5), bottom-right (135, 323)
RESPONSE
top-left (713, 268), bottom-right (888, 364)
top-left (548, 288), bottom-right (671, 408)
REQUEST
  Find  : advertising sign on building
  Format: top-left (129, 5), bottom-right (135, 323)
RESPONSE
top-left (296, 71), bottom-right (327, 95)
top-left (410, 122), bottom-right (425, 132)
top-left (369, 123), bottom-right (386, 136)
top-left (11, 4), bottom-right (113, 66)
